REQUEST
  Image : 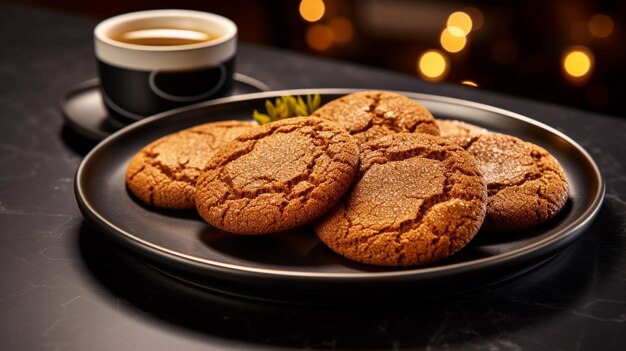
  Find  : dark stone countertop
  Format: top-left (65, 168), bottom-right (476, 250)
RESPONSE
top-left (1, 3), bottom-right (625, 350)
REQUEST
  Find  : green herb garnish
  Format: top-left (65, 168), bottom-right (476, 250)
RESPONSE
top-left (253, 93), bottom-right (321, 125)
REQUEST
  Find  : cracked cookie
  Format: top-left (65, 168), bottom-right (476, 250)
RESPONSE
top-left (436, 119), bottom-right (488, 138)
top-left (195, 117), bottom-right (360, 234)
top-left (311, 91), bottom-right (439, 144)
top-left (314, 133), bottom-right (487, 266)
top-left (125, 121), bottom-right (255, 209)
top-left (451, 133), bottom-right (569, 232)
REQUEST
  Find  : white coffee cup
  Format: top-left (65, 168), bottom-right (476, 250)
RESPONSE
top-left (94, 9), bottom-right (237, 125)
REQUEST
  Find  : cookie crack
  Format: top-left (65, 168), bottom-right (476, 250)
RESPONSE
top-left (533, 178), bottom-right (565, 211)
top-left (211, 139), bottom-right (258, 168)
top-left (131, 138), bottom-right (202, 185)
top-left (127, 164), bottom-right (146, 182)
top-left (215, 148), bottom-right (329, 227)
top-left (357, 170), bottom-right (454, 260)
top-left (368, 93), bottom-right (409, 133)
top-left (339, 92), bottom-right (406, 136)
top-left (353, 162), bottom-right (483, 258)
top-left (487, 171), bottom-right (542, 196)
top-left (455, 135), bottom-right (482, 149)
top-left (186, 130), bottom-right (217, 137)
top-left (210, 119), bottom-right (341, 168)
top-left (366, 93), bottom-right (435, 134)
top-left (359, 145), bottom-right (478, 181)
top-left (378, 167), bottom-right (467, 236)
top-left (146, 157), bottom-right (199, 185)
top-left (487, 149), bottom-right (561, 197)
top-left (218, 140), bottom-right (329, 202)
top-left (148, 185), bottom-right (155, 205)
top-left (213, 123), bottom-right (355, 223)
top-left (407, 120), bottom-right (437, 133)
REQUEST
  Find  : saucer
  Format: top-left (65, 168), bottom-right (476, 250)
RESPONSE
top-left (61, 73), bottom-right (270, 141)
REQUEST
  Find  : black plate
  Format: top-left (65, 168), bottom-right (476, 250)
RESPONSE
top-left (61, 73), bottom-right (270, 141)
top-left (74, 89), bottom-right (605, 304)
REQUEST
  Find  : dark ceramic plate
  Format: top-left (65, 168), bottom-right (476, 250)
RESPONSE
top-left (74, 89), bottom-right (604, 304)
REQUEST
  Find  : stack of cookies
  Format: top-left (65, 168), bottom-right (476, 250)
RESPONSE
top-left (126, 91), bottom-right (569, 267)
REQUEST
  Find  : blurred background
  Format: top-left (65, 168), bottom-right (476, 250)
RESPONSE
top-left (10, 0), bottom-right (625, 117)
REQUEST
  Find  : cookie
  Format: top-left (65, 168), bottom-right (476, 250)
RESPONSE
top-left (451, 133), bottom-right (569, 232)
top-left (125, 120), bottom-right (255, 209)
top-left (311, 91), bottom-right (439, 144)
top-left (314, 133), bottom-right (487, 266)
top-left (195, 117), bottom-right (360, 234)
top-left (436, 119), bottom-right (488, 138)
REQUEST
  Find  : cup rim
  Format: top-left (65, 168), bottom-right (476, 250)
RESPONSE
top-left (94, 9), bottom-right (237, 52)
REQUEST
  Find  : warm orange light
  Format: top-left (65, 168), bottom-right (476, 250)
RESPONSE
top-left (418, 50), bottom-right (449, 81)
top-left (440, 27), bottom-right (467, 53)
top-left (299, 0), bottom-right (325, 23)
top-left (588, 14), bottom-right (614, 38)
top-left (562, 46), bottom-right (594, 85)
top-left (447, 26), bottom-right (466, 37)
top-left (563, 48), bottom-right (592, 77)
top-left (329, 17), bottom-right (353, 43)
top-left (306, 24), bottom-right (333, 51)
top-left (461, 80), bottom-right (478, 87)
top-left (447, 11), bottom-right (473, 35)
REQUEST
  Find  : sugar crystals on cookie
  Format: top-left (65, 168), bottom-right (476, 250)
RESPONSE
top-left (315, 133), bottom-right (487, 266)
top-left (195, 117), bottom-right (360, 234)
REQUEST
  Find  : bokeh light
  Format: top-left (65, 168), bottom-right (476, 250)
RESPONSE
top-left (461, 80), bottom-right (478, 87)
top-left (299, 0), bottom-right (325, 23)
top-left (563, 49), bottom-right (592, 77)
top-left (418, 50), bottom-right (449, 81)
top-left (562, 46), bottom-right (594, 83)
top-left (447, 11), bottom-right (473, 35)
top-left (306, 24), bottom-right (333, 51)
top-left (329, 17), bottom-right (354, 43)
top-left (440, 27), bottom-right (467, 53)
top-left (588, 14), bottom-right (614, 38)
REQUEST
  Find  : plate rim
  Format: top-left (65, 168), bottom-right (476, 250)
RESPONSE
top-left (75, 88), bottom-right (606, 281)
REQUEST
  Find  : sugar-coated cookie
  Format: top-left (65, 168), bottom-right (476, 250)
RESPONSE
top-left (436, 119), bottom-right (488, 138)
top-left (125, 121), bottom-right (255, 209)
top-left (312, 91), bottom-right (439, 144)
top-left (195, 117), bottom-right (360, 234)
top-left (315, 133), bottom-right (487, 266)
top-left (450, 133), bottom-right (569, 232)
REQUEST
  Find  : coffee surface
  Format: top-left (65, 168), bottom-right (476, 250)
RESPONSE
top-left (111, 28), bottom-right (218, 46)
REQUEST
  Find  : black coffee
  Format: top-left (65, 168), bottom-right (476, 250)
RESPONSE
top-left (110, 28), bottom-right (218, 46)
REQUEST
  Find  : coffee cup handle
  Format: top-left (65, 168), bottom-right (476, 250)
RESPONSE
top-left (148, 64), bottom-right (227, 103)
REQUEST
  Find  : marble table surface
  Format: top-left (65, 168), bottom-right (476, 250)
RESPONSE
top-left (1, 3), bottom-right (625, 350)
